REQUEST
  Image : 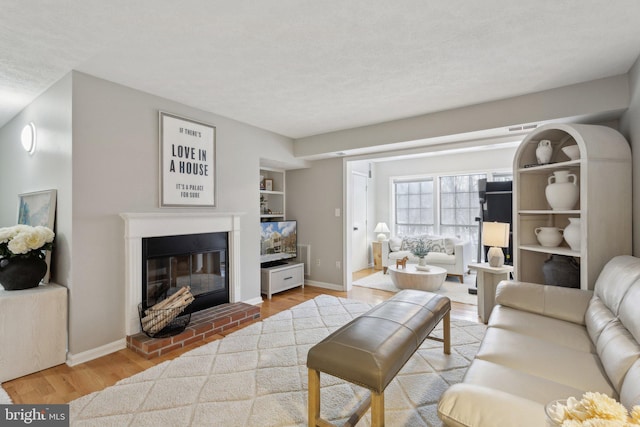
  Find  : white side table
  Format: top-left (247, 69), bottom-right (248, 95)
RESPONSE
top-left (0, 283), bottom-right (68, 382)
top-left (469, 263), bottom-right (513, 323)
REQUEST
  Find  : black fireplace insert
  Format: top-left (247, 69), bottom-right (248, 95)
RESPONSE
top-left (142, 232), bottom-right (229, 314)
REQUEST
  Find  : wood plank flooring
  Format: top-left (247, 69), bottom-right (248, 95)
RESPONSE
top-left (3, 269), bottom-right (479, 405)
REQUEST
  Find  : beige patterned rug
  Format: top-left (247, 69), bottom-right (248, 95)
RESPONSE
top-left (70, 295), bottom-right (486, 426)
top-left (0, 386), bottom-right (11, 404)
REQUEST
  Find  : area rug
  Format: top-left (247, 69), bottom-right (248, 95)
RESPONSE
top-left (70, 295), bottom-right (486, 426)
top-left (0, 386), bottom-right (11, 404)
top-left (353, 272), bottom-right (478, 306)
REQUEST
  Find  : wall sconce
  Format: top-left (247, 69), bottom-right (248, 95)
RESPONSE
top-left (482, 221), bottom-right (510, 267)
top-left (21, 122), bottom-right (37, 154)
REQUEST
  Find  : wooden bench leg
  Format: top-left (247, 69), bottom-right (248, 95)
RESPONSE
top-left (308, 368), bottom-right (321, 427)
top-left (370, 391), bottom-right (385, 427)
top-left (443, 310), bottom-right (451, 354)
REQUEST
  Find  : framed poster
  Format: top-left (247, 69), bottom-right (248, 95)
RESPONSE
top-left (17, 189), bottom-right (57, 283)
top-left (159, 111), bottom-right (216, 207)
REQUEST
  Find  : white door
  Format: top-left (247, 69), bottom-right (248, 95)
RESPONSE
top-left (351, 172), bottom-right (369, 272)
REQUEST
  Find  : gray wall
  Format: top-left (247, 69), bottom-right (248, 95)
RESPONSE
top-left (1, 72), bottom-right (303, 357)
top-left (287, 158), bottom-right (344, 287)
top-left (0, 74), bottom-right (73, 289)
top-left (620, 56), bottom-right (640, 255)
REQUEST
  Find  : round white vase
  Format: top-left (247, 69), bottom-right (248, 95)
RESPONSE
top-left (536, 139), bottom-right (552, 164)
top-left (563, 218), bottom-right (581, 251)
top-left (545, 170), bottom-right (579, 210)
top-left (534, 227), bottom-right (564, 247)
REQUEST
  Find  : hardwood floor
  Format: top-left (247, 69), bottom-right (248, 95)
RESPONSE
top-left (3, 270), bottom-right (480, 405)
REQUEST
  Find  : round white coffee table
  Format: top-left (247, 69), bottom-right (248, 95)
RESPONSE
top-left (387, 264), bottom-right (447, 291)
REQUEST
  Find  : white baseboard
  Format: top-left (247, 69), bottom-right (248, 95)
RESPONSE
top-left (244, 296), bottom-right (264, 305)
top-left (305, 280), bottom-right (344, 291)
top-left (66, 339), bottom-right (126, 367)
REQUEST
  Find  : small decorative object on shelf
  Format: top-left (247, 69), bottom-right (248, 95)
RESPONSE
top-left (542, 254), bottom-right (579, 288)
top-left (535, 227), bottom-right (564, 247)
top-left (561, 145), bottom-right (580, 160)
top-left (536, 139), bottom-right (553, 164)
top-left (545, 170), bottom-right (579, 210)
top-left (545, 392), bottom-right (640, 426)
top-left (0, 225), bottom-right (54, 290)
top-left (564, 218), bottom-right (581, 251)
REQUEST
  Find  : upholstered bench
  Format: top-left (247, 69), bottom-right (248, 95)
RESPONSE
top-left (307, 290), bottom-right (451, 427)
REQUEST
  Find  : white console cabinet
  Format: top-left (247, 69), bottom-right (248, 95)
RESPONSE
top-left (261, 262), bottom-right (304, 299)
top-left (0, 283), bottom-right (68, 382)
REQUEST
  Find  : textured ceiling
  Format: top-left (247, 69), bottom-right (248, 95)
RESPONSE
top-left (2, 0), bottom-right (640, 139)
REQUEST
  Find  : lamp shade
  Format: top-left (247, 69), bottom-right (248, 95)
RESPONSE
top-left (482, 222), bottom-right (510, 248)
top-left (373, 222), bottom-right (390, 241)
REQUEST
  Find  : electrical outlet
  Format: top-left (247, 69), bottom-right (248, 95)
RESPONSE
top-left (316, 259), bottom-right (321, 266)
top-left (335, 261), bottom-right (341, 269)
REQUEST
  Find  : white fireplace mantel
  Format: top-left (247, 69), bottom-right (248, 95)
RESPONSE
top-left (120, 212), bottom-right (244, 336)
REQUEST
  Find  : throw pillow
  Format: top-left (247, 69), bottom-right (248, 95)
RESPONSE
top-left (389, 236), bottom-right (403, 251)
top-left (425, 238), bottom-right (447, 254)
top-left (443, 237), bottom-right (460, 255)
top-left (400, 235), bottom-right (429, 253)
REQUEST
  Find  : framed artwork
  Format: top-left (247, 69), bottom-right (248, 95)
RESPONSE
top-left (265, 179), bottom-right (273, 191)
top-left (17, 189), bottom-right (57, 283)
top-left (159, 111), bottom-right (216, 207)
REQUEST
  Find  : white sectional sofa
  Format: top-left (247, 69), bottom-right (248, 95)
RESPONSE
top-left (437, 255), bottom-right (640, 427)
top-left (381, 235), bottom-right (472, 282)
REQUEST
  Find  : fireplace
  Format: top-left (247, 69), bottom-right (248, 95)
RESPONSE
top-left (121, 212), bottom-right (243, 335)
top-left (142, 232), bottom-right (229, 314)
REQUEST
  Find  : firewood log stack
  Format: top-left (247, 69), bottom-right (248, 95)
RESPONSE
top-left (141, 286), bottom-right (194, 334)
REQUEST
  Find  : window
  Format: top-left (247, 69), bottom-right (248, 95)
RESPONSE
top-left (394, 179), bottom-right (434, 236)
top-left (439, 174), bottom-right (486, 254)
top-left (393, 171), bottom-right (510, 262)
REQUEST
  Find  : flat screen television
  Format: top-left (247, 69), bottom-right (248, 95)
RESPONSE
top-left (260, 220), bottom-right (297, 267)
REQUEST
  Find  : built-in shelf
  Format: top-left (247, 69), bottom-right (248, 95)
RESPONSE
top-left (513, 123), bottom-right (632, 290)
top-left (519, 244), bottom-right (580, 257)
top-left (260, 167), bottom-right (285, 221)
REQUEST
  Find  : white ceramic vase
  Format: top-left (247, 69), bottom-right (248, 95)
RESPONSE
top-left (534, 227), bottom-right (564, 247)
top-left (536, 139), bottom-right (552, 164)
top-left (563, 218), bottom-right (581, 251)
top-left (545, 170), bottom-right (579, 210)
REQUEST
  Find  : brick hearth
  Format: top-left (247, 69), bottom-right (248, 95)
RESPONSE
top-left (126, 302), bottom-right (260, 359)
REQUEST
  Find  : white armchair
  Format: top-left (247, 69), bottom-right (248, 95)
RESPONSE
top-left (381, 236), bottom-right (472, 283)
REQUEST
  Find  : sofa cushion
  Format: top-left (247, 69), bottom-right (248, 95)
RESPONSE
top-left (474, 328), bottom-right (615, 396)
top-left (388, 236), bottom-right (403, 251)
top-left (489, 305), bottom-right (595, 353)
top-left (443, 237), bottom-right (460, 255)
top-left (400, 235), bottom-right (429, 252)
top-left (400, 235), bottom-right (447, 254)
top-left (461, 359), bottom-right (589, 406)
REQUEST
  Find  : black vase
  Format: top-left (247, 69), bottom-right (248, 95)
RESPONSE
top-left (0, 256), bottom-right (48, 290)
top-left (542, 254), bottom-right (580, 288)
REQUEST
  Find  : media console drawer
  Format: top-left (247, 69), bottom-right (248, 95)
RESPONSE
top-left (260, 262), bottom-right (304, 299)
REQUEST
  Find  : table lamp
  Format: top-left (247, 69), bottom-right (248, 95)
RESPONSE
top-left (483, 222), bottom-right (510, 267)
top-left (373, 222), bottom-right (390, 241)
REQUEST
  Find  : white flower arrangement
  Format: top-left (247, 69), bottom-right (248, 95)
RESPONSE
top-left (0, 225), bottom-right (55, 259)
top-left (547, 392), bottom-right (640, 426)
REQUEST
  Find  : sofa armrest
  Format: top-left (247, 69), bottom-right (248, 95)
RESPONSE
top-left (495, 280), bottom-right (593, 325)
top-left (453, 241), bottom-right (473, 273)
top-left (381, 240), bottom-right (390, 267)
top-left (438, 383), bottom-right (545, 427)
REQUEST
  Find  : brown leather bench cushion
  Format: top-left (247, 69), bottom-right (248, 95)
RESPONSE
top-left (307, 290), bottom-right (450, 393)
